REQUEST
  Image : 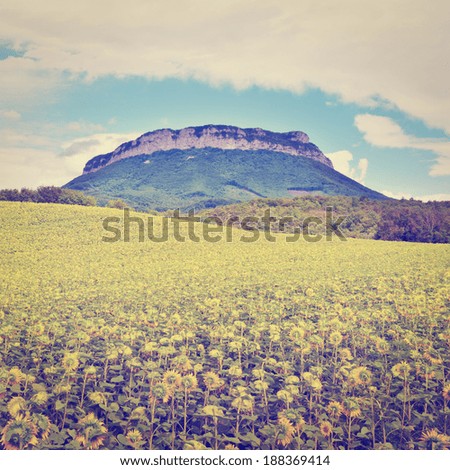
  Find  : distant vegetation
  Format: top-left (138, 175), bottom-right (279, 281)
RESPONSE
top-left (0, 186), bottom-right (97, 206)
top-left (198, 195), bottom-right (450, 244)
top-left (1, 187), bottom-right (447, 243)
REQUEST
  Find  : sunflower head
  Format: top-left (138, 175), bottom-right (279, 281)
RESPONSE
top-left (62, 351), bottom-right (80, 373)
top-left (163, 370), bottom-right (182, 391)
top-left (7, 367), bottom-right (25, 385)
top-left (1, 414), bottom-right (38, 450)
top-left (419, 428), bottom-right (450, 450)
top-left (31, 413), bottom-right (52, 440)
top-left (348, 366), bottom-right (372, 387)
top-left (7, 396), bottom-right (28, 417)
top-left (375, 337), bottom-right (390, 354)
top-left (130, 406), bottom-right (147, 421)
top-left (31, 391), bottom-right (49, 406)
top-left (278, 408), bottom-right (305, 432)
top-left (88, 391), bottom-right (108, 406)
top-left (228, 365), bottom-right (243, 378)
top-left (327, 401), bottom-right (344, 419)
top-left (202, 405), bottom-right (224, 418)
top-left (329, 331), bottom-right (343, 347)
top-left (125, 429), bottom-right (145, 449)
top-left (180, 374), bottom-right (198, 392)
top-left (340, 348), bottom-right (353, 361)
top-left (277, 389), bottom-right (294, 405)
top-left (231, 387), bottom-right (254, 414)
top-left (150, 382), bottom-right (171, 403)
top-left (319, 421), bottom-right (333, 437)
top-left (276, 417), bottom-right (295, 446)
top-left (443, 384), bottom-right (450, 402)
top-left (203, 371), bottom-right (224, 391)
top-left (391, 361), bottom-right (411, 379)
top-left (343, 398), bottom-right (362, 418)
top-left (75, 413), bottom-right (107, 450)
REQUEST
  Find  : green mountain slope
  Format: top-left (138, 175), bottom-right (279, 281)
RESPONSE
top-left (65, 148), bottom-right (386, 211)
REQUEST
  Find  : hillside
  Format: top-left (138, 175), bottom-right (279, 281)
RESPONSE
top-left (1, 202), bottom-right (449, 449)
top-left (65, 148), bottom-right (386, 211)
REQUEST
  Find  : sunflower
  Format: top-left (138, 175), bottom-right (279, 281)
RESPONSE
top-left (203, 371), bottom-right (224, 391)
top-left (75, 413), bottom-right (108, 450)
top-left (327, 401), bottom-right (344, 420)
top-left (319, 421), bottom-right (333, 438)
top-left (343, 398), bottom-right (362, 418)
top-left (31, 391), bottom-right (49, 406)
top-left (172, 354), bottom-right (193, 372)
top-left (278, 409), bottom-right (305, 433)
top-left (62, 351), bottom-right (80, 373)
top-left (329, 331), bottom-right (343, 347)
top-left (375, 337), bottom-right (390, 354)
top-left (253, 379), bottom-right (269, 392)
top-left (7, 367), bottom-right (25, 385)
top-left (415, 362), bottom-right (435, 380)
top-left (348, 366), bottom-right (372, 387)
top-left (224, 444), bottom-right (239, 450)
top-left (442, 384), bottom-right (450, 402)
top-left (7, 396), bottom-right (28, 417)
top-left (285, 375), bottom-right (300, 385)
top-left (277, 389), bottom-right (294, 405)
top-left (289, 327), bottom-right (306, 343)
top-left (252, 369), bottom-right (265, 379)
top-left (163, 370), bottom-right (182, 391)
top-left (130, 406), bottom-right (147, 420)
top-left (231, 387), bottom-right (254, 414)
top-left (31, 413), bottom-right (52, 440)
top-left (180, 374), bottom-right (198, 392)
top-left (340, 348), bottom-right (353, 361)
top-left (1, 414), bottom-right (38, 450)
top-left (202, 405), bottom-right (224, 418)
top-left (125, 429), bottom-right (145, 449)
top-left (391, 361), bottom-right (411, 379)
top-left (150, 382), bottom-right (171, 403)
top-left (228, 365), bottom-right (243, 378)
top-left (419, 429), bottom-right (450, 450)
top-left (88, 391), bottom-right (108, 406)
top-left (276, 417), bottom-right (295, 446)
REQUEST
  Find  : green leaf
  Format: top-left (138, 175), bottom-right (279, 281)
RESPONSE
top-left (55, 400), bottom-right (65, 411)
top-left (109, 402), bottom-right (120, 412)
top-left (117, 434), bottom-right (130, 447)
top-left (111, 375), bottom-right (125, 383)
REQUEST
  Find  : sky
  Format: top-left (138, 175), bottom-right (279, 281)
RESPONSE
top-left (0, 0), bottom-right (449, 201)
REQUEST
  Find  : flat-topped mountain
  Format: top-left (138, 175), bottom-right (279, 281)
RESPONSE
top-left (82, 125), bottom-right (333, 174)
top-left (66, 125), bottom-right (387, 211)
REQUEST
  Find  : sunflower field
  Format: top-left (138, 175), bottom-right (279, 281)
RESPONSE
top-left (0, 202), bottom-right (449, 450)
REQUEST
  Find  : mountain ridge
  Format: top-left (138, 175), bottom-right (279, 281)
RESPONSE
top-left (82, 124), bottom-right (332, 174)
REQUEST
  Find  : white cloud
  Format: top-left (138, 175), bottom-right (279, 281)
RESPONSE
top-left (326, 150), bottom-right (368, 183)
top-left (60, 133), bottom-right (140, 174)
top-left (0, 132), bottom-right (139, 189)
top-left (355, 114), bottom-right (450, 176)
top-left (382, 190), bottom-right (450, 202)
top-left (0, 0), bottom-right (449, 132)
top-left (0, 109), bottom-right (21, 120)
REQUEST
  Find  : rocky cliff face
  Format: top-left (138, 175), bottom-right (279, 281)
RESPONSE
top-left (82, 125), bottom-right (333, 174)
